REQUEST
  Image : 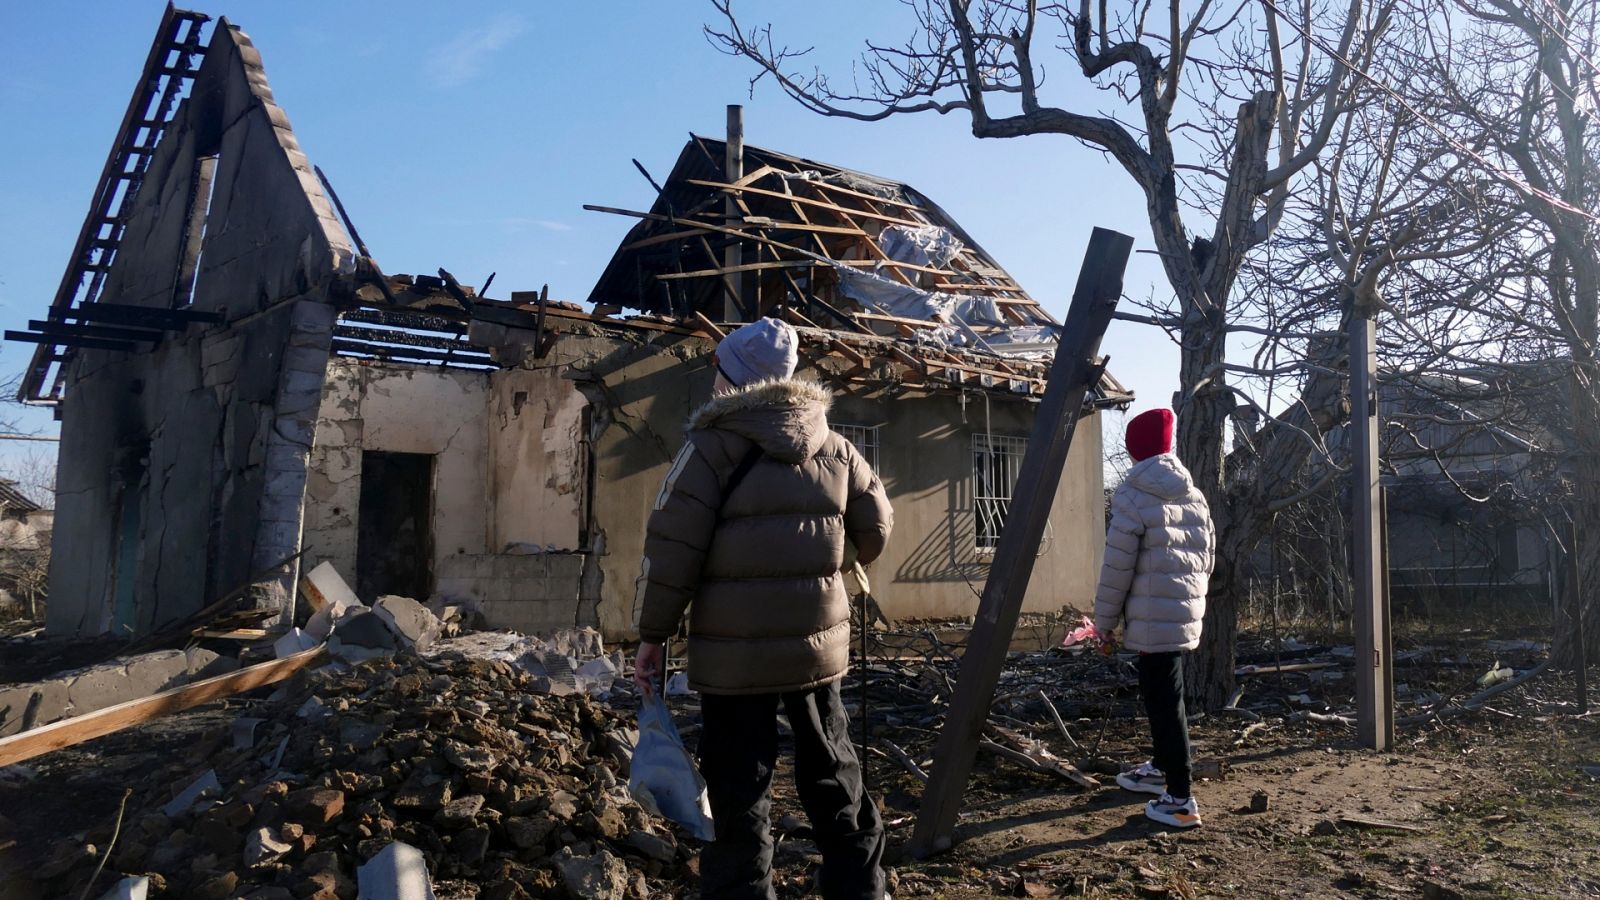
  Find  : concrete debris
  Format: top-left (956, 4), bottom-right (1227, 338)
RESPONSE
top-left (243, 825), bottom-right (293, 866)
top-left (97, 875), bottom-right (150, 900)
top-left (232, 717), bottom-right (265, 750)
top-left (554, 845), bottom-right (631, 900)
top-left (325, 610), bottom-right (396, 663)
top-left (301, 561), bottom-right (361, 615)
top-left (356, 841), bottom-right (438, 900)
top-left (273, 627), bottom-right (319, 659)
top-left (1, 648), bottom-right (230, 737)
top-left (372, 595), bottom-right (443, 652)
top-left (26, 651), bottom-right (697, 898)
top-left (161, 768), bottom-right (221, 817)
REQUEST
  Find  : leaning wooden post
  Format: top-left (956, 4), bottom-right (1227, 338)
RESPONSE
top-left (723, 104), bottom-right (744, 323)
top-left (1350, 302), bottom-right (1395, 750)
top-left (908, 227), bottom-right (1132, 858)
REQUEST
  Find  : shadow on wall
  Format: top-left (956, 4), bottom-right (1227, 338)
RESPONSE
top-left (896, 479), bottom-right (989, 584)
top-left (578, 337), bottom-right (715, 480)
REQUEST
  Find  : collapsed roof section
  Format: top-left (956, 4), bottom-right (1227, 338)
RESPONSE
top-left (584, 133), bottom-right (1130, 403)
top-left (12, 7), bottom-right (354, 403)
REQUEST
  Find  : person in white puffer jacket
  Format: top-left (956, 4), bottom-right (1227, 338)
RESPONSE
top-left (1093, 407), bottom-right (1214, 829)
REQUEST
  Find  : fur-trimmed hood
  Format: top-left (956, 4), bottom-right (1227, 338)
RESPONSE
top-left (688, 378), bottom-right (833, 464)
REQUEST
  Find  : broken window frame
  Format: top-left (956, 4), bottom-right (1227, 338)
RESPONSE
top-left (972, 432), bottom-right (1027, 552)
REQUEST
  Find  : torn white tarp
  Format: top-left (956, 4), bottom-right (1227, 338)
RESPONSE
top-left (879, 224), bottom-right (964, 268)
top-left (982, 324), bottom-right (1060, 359)
top-left (780, 169), bottom-right (902, 200)
top-left (835, 267), bottom-right (1005, 328)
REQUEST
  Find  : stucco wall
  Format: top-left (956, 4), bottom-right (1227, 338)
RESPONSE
top-left (300, 334), bottom-right (1107, 637)
top-left (48, 299), bottom-right (333, 637)
top-left (830, 389), bottom-right (1104, 620)
top-left (487, 366), bottom-right (587, 552)
top-left (302, 361), bottom-right (492, 596)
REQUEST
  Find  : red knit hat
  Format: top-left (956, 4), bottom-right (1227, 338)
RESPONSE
top-left (1126, 408), bottom-right (1176, 462)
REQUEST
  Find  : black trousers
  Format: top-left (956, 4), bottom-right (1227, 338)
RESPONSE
top-left (698, 681), bottom-right (886, 900)
top-left (1136, 652), bottom-right (1193, 799)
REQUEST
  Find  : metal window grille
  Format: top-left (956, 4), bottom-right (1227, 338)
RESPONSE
top-left (973, 433), bottom-right (1028, 550)
top-left (833, 423), bottom-right (881, 472)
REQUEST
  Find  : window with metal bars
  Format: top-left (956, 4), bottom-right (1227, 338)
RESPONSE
top-left (973, 433), bottom-right (1028, 550)
top-left (832, 423), bottom-right (881, 472)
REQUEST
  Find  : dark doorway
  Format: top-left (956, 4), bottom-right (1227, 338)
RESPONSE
top-left (357, 451), bottom-right (435, 601)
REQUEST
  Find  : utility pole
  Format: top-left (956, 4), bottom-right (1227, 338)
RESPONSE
top-left (1350, 298), bottom-right (1395, 750)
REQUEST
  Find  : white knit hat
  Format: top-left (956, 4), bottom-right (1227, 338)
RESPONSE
top-left (716, 317), bottom-right (798, 386)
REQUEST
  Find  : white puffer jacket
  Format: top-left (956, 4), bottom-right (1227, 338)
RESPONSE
top-left (1093, 453), bottom-right (1215, 653)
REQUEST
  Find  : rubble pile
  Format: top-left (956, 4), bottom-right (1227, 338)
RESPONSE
top-left (38, 651), bottom-right (696, 900)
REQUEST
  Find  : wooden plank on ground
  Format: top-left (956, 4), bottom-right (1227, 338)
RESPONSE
top-left (909, 227), bottom-right (1133, 858)
top-left (0, 646), bottom-right (327, 768)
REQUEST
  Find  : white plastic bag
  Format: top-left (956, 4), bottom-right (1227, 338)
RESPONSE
top-left (627, 696), bottom-right (714, 840)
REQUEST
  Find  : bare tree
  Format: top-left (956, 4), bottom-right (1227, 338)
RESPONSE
top-left (1395, 0), bottom-right (1600, 663)
top-left (709, 0), bottom-right (1401, 704)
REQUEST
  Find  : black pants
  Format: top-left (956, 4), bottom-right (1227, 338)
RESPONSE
top-left (698, 681), bottom-right (886, 900)
top-left (1136, 652), bottom-right (1193, 799)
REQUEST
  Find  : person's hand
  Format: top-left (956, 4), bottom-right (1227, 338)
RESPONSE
top-left (1092, 624), bottom-right (1118, 656)
top-left (634, 642), bottom-right (664, 699)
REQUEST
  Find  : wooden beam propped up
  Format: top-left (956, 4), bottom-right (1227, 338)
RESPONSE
top-left (908, 227), bottom-right (1133, 858)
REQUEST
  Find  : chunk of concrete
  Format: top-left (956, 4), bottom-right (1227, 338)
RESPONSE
top-left (162, 769), bottom-right (221, 817)
top-left (66, 664), bottom-right (137, 715)
top-left (326, 610), bottom-right (396, 663)
top-left (554, 846), bottom-right (629, 900)
top-left (97, 876), bottom-right (150, 900)
top-left (185, 646), bottom-right (240, 679)
top-left (244, 826), bottom-right (293, 866)
top-left (356, 841), bottom-right (438, 900)
top-left (373, 595), bottom-right (441, 652)
top-left (273, 627), bottom-right (319, 659)
top-left (0, 686), bottom-right (38, 737)
top-left (301, 560), bottom-right (361, 614)
top-left (124, 650), bottom-right (190, 696)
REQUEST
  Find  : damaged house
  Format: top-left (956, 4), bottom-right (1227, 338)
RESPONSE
top-left (10, 9), bottom-right (1130, 643)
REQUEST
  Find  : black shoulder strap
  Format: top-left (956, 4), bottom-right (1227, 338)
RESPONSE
top-left (718, 445), bottom-right (764, 521)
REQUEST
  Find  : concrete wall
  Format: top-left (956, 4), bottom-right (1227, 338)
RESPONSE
top-left (488, 366), bottom-right (587, 552)
top-left (300, 329), bottom-right (1107, 639)
top-left (43, 21), bottom-right (351, 636)
top-left (437, 552), bottom-right (586, 635)
top-left (48, 300), bottom-right (334, 636)
top-left (570, 330), bottom-right (1108, 636)
top-left (302, 361), bottom-right (492, 595)
top-left (832, 389), bottom-right (1105, 620)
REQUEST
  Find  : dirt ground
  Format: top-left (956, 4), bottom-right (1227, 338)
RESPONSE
top-left (759, 667), bottom-right (1600, 899)
top-left (1, 633), bottom-right (1596, 898)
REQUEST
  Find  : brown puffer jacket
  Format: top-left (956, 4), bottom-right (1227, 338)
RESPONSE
top-left (634, 378), bottom-right (892, 695)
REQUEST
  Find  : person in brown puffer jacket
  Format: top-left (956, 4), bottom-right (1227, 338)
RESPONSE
top-left (632, 317), bottom-right (892, 900)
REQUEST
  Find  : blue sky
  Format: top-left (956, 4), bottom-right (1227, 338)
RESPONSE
top-left (0, 1), bottom-right (1177, 453)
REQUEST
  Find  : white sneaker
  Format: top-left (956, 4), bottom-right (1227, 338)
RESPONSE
top-left (1145, 793), bottom-right (1201, 828)
top-left (1115, 761), bottom-right (1167, 795)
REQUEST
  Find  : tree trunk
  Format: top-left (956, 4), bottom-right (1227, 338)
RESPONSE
top-left (1555, 360), bottom-right (1600, 670)
top-left (1175, 312), bottom-right (1238, 709)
